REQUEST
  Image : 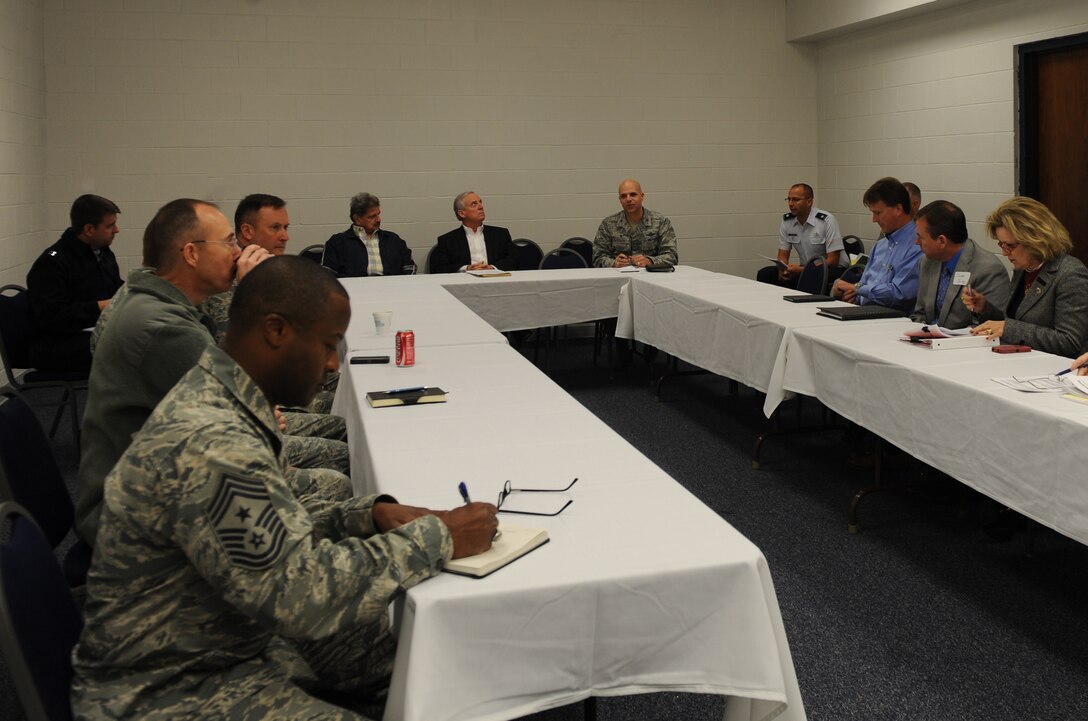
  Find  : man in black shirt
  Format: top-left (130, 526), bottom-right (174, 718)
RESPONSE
top-left (26, 194), bottom-right (124, 372)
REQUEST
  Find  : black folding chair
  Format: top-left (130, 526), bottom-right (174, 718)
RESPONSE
top-left (513, 238), bottom-right (544, 271)
top-left (0, 501), bottom-right (84, 721)
top-left (559, 237), bottom-right (593, 267)
top-left (0, 285), bottom-right (87, 445)
top-left (0, 391), bottom-right (91, 588)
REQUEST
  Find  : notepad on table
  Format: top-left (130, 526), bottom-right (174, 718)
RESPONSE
top-left (466, 269), bottom-right (512, 277)
top-left (365, 387), bottom-right (448, 408)
top-left (443, 523), bottom-right (549, 578)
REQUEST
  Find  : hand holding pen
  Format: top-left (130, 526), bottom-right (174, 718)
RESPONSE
top-left (443, 482), bottom-right (500, 558)
top-left (1071, 351), bottom-right (1088, 377)
top-left (961, 283), bottom-right (985, 313)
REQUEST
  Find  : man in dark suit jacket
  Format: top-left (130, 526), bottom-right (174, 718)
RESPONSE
top-left (430, 191), bottom-right (517, 273)
top-left (910, 200), bottom-right (1010, 329)
top-left (26, 194), bottom-right (124, 372)
top-left (321, 193), bottom-right (415, 278)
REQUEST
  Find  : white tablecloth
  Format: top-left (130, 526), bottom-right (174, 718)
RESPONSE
top-left (779, 323), bottom-right (1088, 544)
top-left (442, 267), bottom-right (634, 332)
top-left (339, 277), bottom-right (509, 355)
top-left (616, 273), bottom-right (902, 397)
top-left (332, 306), bottom-right (806, 721)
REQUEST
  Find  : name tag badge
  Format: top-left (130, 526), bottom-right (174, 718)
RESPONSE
top-left (953, 271), bottom-right (971, 286)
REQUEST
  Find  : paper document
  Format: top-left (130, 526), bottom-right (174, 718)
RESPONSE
top-left (903, 324), bottom-right (973, 338)
top-left (991, 376), bottom-right (1073, 393)
top-left (759, 255), bottom-right (788, 269)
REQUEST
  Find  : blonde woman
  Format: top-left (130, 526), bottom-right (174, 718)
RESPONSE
top-left (965, 197), bottom-right (1088, 357)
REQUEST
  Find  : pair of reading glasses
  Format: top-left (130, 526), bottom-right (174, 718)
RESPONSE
top-left (496, 478), bottom-right (578, 516)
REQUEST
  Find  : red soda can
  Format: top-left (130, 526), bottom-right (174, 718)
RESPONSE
top-left (395, 330), bottom-right (415, 367)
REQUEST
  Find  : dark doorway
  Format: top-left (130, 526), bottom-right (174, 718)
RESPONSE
top-left (1018, 32), bottom-right (1088, 265)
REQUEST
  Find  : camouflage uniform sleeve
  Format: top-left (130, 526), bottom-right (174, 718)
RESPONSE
top-left (646, 214), bottom-right (678, 267)
top-left (592, 217), bottom-right (619, 267)
top-left (200, 292), bottom-right (231, 344)
top-left (172, 429), bottom-right (453, 641)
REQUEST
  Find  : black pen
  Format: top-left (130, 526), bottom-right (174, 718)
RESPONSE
top-left (1054, 368), bottom-right (1074, 378)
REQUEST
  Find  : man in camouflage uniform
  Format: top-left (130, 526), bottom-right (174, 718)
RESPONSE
top-left (591, 178), bottom-right (678, 268)
top-left (202, 193), bottom-right (339, 416)
top-left (71, 257), bottom-right (499, 720)
top-left (77, 200), bottom-right (348, 547)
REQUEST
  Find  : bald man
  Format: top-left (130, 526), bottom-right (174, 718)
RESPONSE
top-left (592, 179), bottom-right (677, 268)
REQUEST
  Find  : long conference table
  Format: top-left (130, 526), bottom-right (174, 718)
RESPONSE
top-left (615, 269), bottom-right (1088, 546)
top-left (331, 267), bottom-right (806, 721)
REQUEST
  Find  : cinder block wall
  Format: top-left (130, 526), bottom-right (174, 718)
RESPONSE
top-left (7, 0), bottom-right (1088, 295)
top-left (0, 0), bottom-right (46, 289)
top-left (40, 0), bottom-right (815, 279)
top-left (816, 0), bottom-right (1088, 254)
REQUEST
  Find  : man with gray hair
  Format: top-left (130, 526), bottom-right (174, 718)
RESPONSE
top-left (430, 191), bottom-right (517, 273)
top-left (322, 193), bottom-right (415, 278)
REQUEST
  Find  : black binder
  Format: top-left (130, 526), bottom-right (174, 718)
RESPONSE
top-left (815, 305), bottom-right (906, 321)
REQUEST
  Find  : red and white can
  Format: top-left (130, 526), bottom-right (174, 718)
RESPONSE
top-left (395, 330), bottom-right (415, 367)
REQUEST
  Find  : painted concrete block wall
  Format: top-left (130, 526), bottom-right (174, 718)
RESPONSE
top-left (41, 0), bottom-right (818, 278)
top-left (0, 0), bottom-right (46, 289)
top-left (816, 0), bottom-right (1088, 257)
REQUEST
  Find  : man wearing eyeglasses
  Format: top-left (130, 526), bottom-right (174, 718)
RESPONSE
top-left (73, 257), bottom-right (499, 721)
top-left (757, 183), bottom-right (845, 288)
top-left (77, 199), bottom-right (278, 546)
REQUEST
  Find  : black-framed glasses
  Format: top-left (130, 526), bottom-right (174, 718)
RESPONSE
top-left (496, 478), bottom-right (578, 516)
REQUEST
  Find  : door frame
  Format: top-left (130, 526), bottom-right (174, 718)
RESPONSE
top-left (1016, 30), bottom-right (1088, 197)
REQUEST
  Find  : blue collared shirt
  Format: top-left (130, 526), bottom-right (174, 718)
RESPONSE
top-left (856, 220), bottom-right (922, 312)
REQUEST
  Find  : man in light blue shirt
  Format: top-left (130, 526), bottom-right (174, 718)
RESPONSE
top-left (831, 177), bottom-right (922, 313)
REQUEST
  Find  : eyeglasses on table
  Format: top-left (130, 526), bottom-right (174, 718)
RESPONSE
top-left (496, 478), bottom-right (578, 516)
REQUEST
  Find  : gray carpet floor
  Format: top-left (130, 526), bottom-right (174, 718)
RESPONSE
top-left (4, 338), bottom-right (1088, 720)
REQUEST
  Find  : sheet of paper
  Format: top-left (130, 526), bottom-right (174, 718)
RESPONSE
top-left (990, 376), bottom-right (1070, 393)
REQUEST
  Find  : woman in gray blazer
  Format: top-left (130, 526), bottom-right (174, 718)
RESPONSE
top-left (965, 197), bottom-right (1088, 357)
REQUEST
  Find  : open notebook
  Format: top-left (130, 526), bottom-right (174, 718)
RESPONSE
top-left (443, 523), bottom-right (549, 578)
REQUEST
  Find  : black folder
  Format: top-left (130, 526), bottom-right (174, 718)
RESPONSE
top-left (815, 305), bottom-right (906, 321)
top-left (783, 294), bottom-right (835, 303)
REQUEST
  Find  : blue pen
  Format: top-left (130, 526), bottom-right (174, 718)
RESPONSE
top-left (458, 482), bottom-right (471, 504)
top-left (1054, 368), bottom-right (1074, 378)
top-left (386, 386), bottom-right (425, 394)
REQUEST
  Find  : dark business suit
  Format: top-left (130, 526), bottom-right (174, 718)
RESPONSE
top-left (26, 228), bottom-right (123, 371)
top-left (321, 227), bottom-right (415, 278)
top-left (977, 253), bottom-right (1088, 357)
top-left (910, 239), bottom-right (1010, 329)
top-left (430, 225), bottom-right (517, 274)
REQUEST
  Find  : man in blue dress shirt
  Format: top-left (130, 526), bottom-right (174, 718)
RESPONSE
top-left (831, 177), bottom-right (922, 313)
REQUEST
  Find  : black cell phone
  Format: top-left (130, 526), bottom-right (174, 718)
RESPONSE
top-left (350, 355), bottom-right (390, 364)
